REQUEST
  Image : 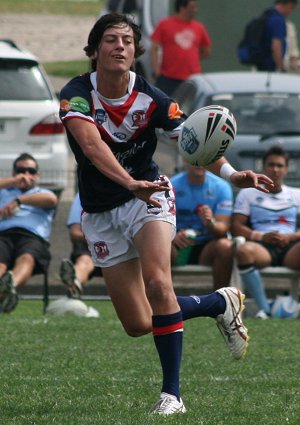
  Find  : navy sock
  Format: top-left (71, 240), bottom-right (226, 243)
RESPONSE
top-left (152, 311), bottom-right (183, 401)
top-left (177, 293), bottom-right (226, 320)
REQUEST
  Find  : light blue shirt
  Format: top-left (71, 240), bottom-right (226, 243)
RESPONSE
top-left (171, 171), bottom-right (233, 242)
top-left (0, 187), bottom-right (56, 241)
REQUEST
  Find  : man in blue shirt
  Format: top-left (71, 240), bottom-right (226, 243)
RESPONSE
top-left (171, 163), bottom-right (233, 290)
top-left (0, 153), bottom-right (57, 313)
top-left (258, 0), bottom-right (298, 72)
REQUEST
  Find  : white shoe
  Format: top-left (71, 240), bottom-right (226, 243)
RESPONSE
top-left (216, 287), bottom-right (249, 360)
top-left (151, 392), bottom-right (186, 415)
top-left (255, 310), bottom-right (270, 320)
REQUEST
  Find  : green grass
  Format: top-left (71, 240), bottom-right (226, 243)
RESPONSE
top-left (1, 300), bottom-right (300, 425)
top-left (0, 0), bottom-right (104, 15)
top-left (43, 60), bottom-right (90, 78)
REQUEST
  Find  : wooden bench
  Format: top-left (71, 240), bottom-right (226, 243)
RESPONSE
top-left (171, 264), bottom-right (300, 300)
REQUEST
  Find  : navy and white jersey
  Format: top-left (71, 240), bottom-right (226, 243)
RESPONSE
top-left (59, 71), bottom-right (185, 213)
top-left (233, 185), bottom-right (300, 233)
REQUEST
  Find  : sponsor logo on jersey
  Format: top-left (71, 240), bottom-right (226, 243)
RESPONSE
top-left (95, 109), bottom-right (107, 125)
top-left (113, 132), bottom-right (127, 140)
top-left (168, 102), bottom-right (183, 120)
top-left (60, 99), bottom-right (71, 111)
top-left (94, 241), bottom-right (109, 259)
top-left (69, 97), bottom-right (90, 113)
top-left (132, 110), bottom-right (148, 127)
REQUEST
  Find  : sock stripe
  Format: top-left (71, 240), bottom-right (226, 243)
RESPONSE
top-left (152, 321), bottom-right (184, 336)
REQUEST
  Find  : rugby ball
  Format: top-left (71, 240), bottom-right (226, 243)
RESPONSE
top-left (178, 105), bottom-right (237, 166)
top-left (46, 297), bottom-right (89, 317)
top-left (271, 295), bottom-right (299, 319)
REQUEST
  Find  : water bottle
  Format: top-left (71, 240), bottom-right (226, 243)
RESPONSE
top-left (175, 229), bottom-right (197, 266)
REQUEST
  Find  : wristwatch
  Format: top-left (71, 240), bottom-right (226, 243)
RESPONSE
top-left (15, 197), bottom-right (21, 206)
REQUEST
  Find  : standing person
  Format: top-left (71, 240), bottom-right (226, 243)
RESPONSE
top-left (257, 0), bottom-right (298, 72)
top-left (284, 20), bottom-right (300, 72)
top-left (150, 0), bottom-right (211, 96)
top-left (171, 163), bottom-right (233, 290)
top-left (60, 192), bottom-right (100, 299)
top-left (232, 146), bottom-right (300, 319)
top-left (59, 13), bottom-right (273, 415)
top-left (0, 153), bottom-right (57, 313)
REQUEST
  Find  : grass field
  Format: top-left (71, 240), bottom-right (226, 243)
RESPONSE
top-left (0, 0), bottom-right (104, 15)
top-left (1, 300), bottom-right (299, 425)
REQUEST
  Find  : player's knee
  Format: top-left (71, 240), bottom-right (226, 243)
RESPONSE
top-left (146, 277), bottom-right (173, 305)
top-left (123, 323), bottom-right (151, 337)
top-left (236, 243), bottom-right (254, 262)
top-left (214, 238), bottom-right (233, 258)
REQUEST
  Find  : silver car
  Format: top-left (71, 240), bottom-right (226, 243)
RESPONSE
top-left (0, 39), bottom-right (69, 196)
top-left (173, 71), bottom-right (300, 187)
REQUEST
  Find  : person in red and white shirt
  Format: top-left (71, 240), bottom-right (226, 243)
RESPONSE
top-left (150, 0), bottom-right (211, 96)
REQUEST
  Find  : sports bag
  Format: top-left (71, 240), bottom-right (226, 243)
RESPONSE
top-left (237, 9), bottom-right (273, 66)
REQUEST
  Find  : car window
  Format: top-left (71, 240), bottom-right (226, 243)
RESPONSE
top-left (210, 93), bottom-right (300, 135)
top-left (0, 59), bottom-right (52, 101)
top-left (173, 81), bottom-right (200, 115)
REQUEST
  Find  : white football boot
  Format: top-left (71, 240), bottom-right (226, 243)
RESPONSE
top-left (216, 287), bottom-right (249, 360)
top-left (151, 392), bottom-right (186, 415)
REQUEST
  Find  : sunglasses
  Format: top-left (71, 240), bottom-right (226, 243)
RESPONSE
top-left (14, 167), bottom-right (38, 175)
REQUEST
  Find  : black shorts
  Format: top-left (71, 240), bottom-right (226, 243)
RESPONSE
top-left (70, 241), bottom-right (91, 263)
top-left (259, 241), bottom-right (298, 266)
top-left (188, 242), bottom-right (209, 264)
top-left (70, 241), bottom-right (102, 277)
top-left (0, 228), bottom-right (50, 273)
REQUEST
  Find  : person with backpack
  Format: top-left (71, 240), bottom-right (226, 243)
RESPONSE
top-left (238, 0), bottom-right (298, 72)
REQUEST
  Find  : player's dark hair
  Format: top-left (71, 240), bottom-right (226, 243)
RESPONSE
top-left (175, 0), bottom-right (190, 12)
top-left (262, 146), bottom-right (289, 166)
top-left (84, 13), bottom-right (145, 72)
top-left (13, 153), bottom-right (38, 171)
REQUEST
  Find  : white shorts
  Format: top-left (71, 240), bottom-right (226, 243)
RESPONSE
top-left (81, 176), bottom-right (176, 268)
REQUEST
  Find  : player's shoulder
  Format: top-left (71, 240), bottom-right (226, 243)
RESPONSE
top-left (60, 73), bottom-right (92, 97)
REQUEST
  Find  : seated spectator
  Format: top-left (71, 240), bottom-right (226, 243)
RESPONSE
top-left (171, 163), bottom-right (233, 290)
top-left (232, 146), bottom-right (300, 319)
top-left (60, 192), bottom-right (101, 299)
top-left (0, 153), bottom-right (58, 313)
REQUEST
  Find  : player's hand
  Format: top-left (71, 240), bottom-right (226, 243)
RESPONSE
top-left (13, 173), bottom-right (35, 189)
top-left (230, 170), bottom-right (274, 193)
top-left (263, 231), bottom-right (290, 247)
top-left (173, 230), bottom-right (195, 249)
top-left (0, 200), bottom-right (20, 219)
top-left (128, 180), bottom-right (169, 208)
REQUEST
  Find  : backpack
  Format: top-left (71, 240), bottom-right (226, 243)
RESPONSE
top-left (237, 9), bottom-right (273, 66)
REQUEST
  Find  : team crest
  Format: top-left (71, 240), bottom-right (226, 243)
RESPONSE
top-left (95, 109), bottom-right (107, 125)
top-left (180, 126), bottom-right (199, 154)
top-left (132, 110), bottom-right (148, 127)
top-left (94, 241), bottom-right (109, 259)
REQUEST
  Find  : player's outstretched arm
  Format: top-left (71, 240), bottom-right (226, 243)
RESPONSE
top-left (206, 158), bottom-right (274, 193)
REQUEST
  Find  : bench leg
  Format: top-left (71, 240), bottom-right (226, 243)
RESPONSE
top-left (290, 278), bottom-right (299, 301)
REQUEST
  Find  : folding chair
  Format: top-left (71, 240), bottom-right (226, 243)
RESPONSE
top-left (32, 266), bottom-right (50, 314)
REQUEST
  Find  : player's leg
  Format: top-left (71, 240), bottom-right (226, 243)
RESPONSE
top-left (134, 220), bottom-right (185, 413)
top-left (283, 241), bottom-right (300, 269)
top-left (102, 259), bottom-right (153, 336)
top-left (199, 237), bottom-right (233, 289)
top-left (236, 241), bottom-right (271, 316)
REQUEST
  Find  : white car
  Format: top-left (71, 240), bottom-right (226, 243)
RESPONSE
top-left (173, 71), bottom-right (300, 187)
top-left (0, 39), bottom-right (69, 196)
